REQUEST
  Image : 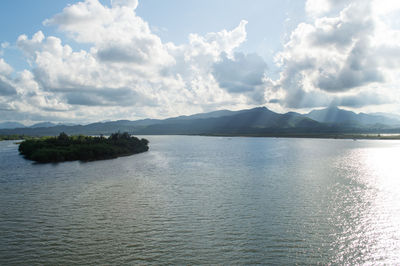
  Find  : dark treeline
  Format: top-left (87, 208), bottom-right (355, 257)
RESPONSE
top-left (0, 135), bottom-right (33, 141)
top-left (18, 132), bottom-right (149, 163)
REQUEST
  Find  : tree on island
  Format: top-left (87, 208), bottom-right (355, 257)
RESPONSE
top-left (18, 132), bottom-right (149, 163)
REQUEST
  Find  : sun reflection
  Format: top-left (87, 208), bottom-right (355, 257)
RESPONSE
top-left (329, 141), bottom-right (400, 264)
top-left (358, 142), bottom-right (400, 263)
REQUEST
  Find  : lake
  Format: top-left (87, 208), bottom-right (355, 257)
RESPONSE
top-left (1, 136), bottom-right (400, 264)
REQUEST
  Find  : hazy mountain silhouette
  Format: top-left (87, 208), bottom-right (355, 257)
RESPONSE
top-left (305, 106), bottom-right (400, 126)
top-left (133, 107), bottom-right (323, 135)
top-left (1, 106), bottom-right (400, 136)
top-left (370, 112), bottom-right (400, 122)
top-left (0, 122), bottom-right (25, 129)
top-left (30, 122), bottom-right (57, 128)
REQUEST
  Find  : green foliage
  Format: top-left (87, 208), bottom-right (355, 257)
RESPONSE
top-left (18, 132), bottom-right (149, 163)
top-left (0, 135), bottom-right (34, 141)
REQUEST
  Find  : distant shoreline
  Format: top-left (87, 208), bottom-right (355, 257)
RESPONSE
top-left (195, 133), bottom-right (400, 140)
top-left (3, 133), bottom-right (400, 142)
top-left (131, 133), bottom-right (400, 140)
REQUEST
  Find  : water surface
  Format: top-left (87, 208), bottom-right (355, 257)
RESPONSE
top-left (1, 136), bottom-right (400, 264)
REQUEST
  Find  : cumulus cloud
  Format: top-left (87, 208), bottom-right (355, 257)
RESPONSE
top-left (111, 0), bottom-right (138, 9)
top-left (44, 0), bottom-right (173, 67)
top-left (2, 0), bottom-right (400, 123)
top-left (17, 31), bottom-right (46, 58)
top-left (0, 58), bottom-right (17, 96)
top-left (267, 0), bottom-right (400, 111)
top-left (270, 89), bottom-right (390, 109)
top-left (306, 0), bottom-right (350, 17)
top-left (64, 87), bottom-right (157, 107)
top-left (213, 52), bottom-right (267, 93)
top-left (0, 79), bottom-right (16, 96)
top-left (331, 92), bottom-right (389, 108)
top-left (316, 38), bottom-right (384, 92)
top-left (0, 58), bottom-right (13, 75)
top-left (212, 52), bottom-right (268, 104)
top-left (0, 0), bottom-right (259, 123)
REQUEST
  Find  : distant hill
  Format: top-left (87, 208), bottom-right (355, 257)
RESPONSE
top-left (0, 121), bottom-right (79, 130)
top-left (167, 109), bottom-right (243, 121)
top-left (305, 106), bottom-right (400, 126)
top-left (1, 106), bottom-right (400, 136)
top-left (134, 107), bottom-right (324, 135)
top-left (30, 122), bottom-right (57, 128)
top-left (370, 112), bottom-right (400, 122)
top-left (0, 122), bottom-right (25, 129)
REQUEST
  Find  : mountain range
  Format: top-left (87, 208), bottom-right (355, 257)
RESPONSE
top-left (0, 106), bottom-right (400, 136)
top-left (0, 122), bottom-right (76, 130)
top-left (305, 106), bottom-right (400, 126)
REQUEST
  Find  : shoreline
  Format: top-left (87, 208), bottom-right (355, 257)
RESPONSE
top-left (3, 133), bottom-right (400, 141)
top-left (196, 133), bottom-right (400, 140)
top-left (131, 133), bottom-right (400, 140)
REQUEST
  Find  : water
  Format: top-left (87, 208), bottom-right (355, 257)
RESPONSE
top-left (1, 136), bottom-right (400, 264)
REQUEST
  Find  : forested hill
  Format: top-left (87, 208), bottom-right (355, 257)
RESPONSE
top-left (1, 107), bottom-right (400, 136)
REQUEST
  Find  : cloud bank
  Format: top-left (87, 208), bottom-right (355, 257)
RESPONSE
top-left (0, 0), bottom-right (400, 123)
top-left (268, 0), bottom-right (400, 111)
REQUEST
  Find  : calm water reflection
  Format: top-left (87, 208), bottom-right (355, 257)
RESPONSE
top-left (1, 136), bottom-right (400, 264)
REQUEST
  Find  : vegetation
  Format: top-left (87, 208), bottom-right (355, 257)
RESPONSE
top-left (2, 107), bottom-right (400, 137)
top-left (18, 132), bottom-right (149, 163)
top-left (0, 135), bottom-right (34, 141)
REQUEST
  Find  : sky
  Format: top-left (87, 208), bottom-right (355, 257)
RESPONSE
top-left (0, 0), bottom-right (400, 124)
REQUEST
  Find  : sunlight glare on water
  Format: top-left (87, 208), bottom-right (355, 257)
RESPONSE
top-left (362, 145), bottom-right (400, 264)
top-left (330, 142), bottom-right (400, 264)
top-left (1, 137), bottom-right (400, 264)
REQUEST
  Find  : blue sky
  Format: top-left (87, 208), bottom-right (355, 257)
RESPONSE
top-left (136, 1), bottom-right (304, 55)
top-left (0, 0), bottom-right (399, 124)
top-left (0, 0), bottom-right (305, 73)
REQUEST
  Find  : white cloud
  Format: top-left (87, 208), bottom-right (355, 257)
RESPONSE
top-left (305, 0), bottom-right (331, 17)
top-left (1, 42), bottom-right (9, 49)
top-left (0, 58), bottom-right (13, 75)
top-left (305, 0), bottom-right (351, 17)
top-left (111, 0), bottom-right (138, 9)
top-left (0, 42), bottom-right (9, 56)
top-left (266, 0), bottom-right (400, 113)
top-left (0, 0), bottom-right (257, 123)
top-left (212, 52), bottom-right (267, 104)
top-left (44, 0), bottom-right (174, 68)
top-left (372, 0), bottom-right (400, 16)
top-left (2, 0), bottom-right (400, 123)
top-left (17, 31), bottom-right (45, 58)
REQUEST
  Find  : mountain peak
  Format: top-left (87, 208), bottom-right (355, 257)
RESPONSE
top-left (248, 106), bottom-right (272, 112)
top-left (304, 106), bottom-right (400, 125)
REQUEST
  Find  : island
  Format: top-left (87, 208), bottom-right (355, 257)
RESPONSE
top-left (18, 132), bottom-right (149, 163)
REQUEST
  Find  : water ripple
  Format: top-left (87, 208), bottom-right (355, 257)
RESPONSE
top-left (1, 137), bottom-right (400, 264)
